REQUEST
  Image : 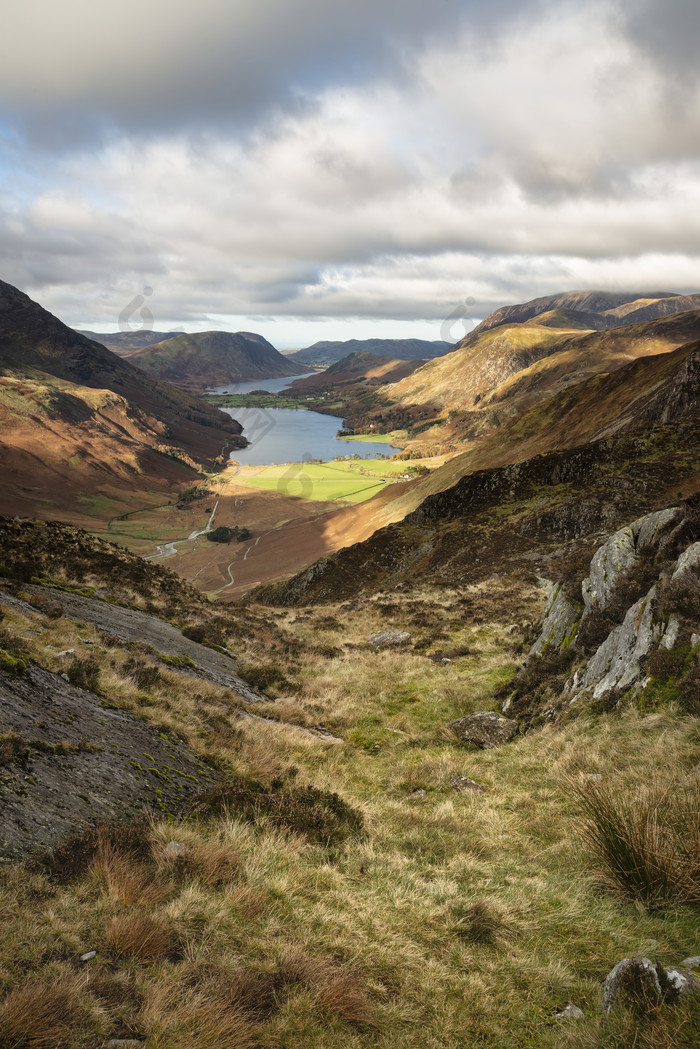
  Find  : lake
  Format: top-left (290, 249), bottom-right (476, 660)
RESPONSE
top-left (209, 374), bottom-right (401, 466)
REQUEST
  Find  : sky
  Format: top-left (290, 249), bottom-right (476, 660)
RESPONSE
top-left (1, 0), bottom-right (699, 348)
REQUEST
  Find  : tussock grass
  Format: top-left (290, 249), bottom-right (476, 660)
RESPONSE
top-left (0, 978), bottom-right (87, 1048)
top-left (569, 776), bottom-right (700, 909)
top-left (105, 911), bottom-right (180, 961)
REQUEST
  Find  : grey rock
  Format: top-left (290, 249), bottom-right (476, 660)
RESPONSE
top-left (579, 586), bottom-right (660, 698)
top-left (680, 957), bottom-right (700, 970)
top-left (55, 649), bottom-right (75, 658)
top-left (665, 966), bottom-right (699, 997)
top-left (672, 542), bottom-right (700, 578)
top-left (602, 958), bottom-right (663, 1012)
top-left (554, 1002), bottom-right (585, 1019)
top-left (584, 773), bottom-right (602, 782)
top-left (408, 789), bottom-right (427, 800)
top-left (448, 711), bottom-right (518, 749)
top-left (660, 615), bottom-right (680, 650)
top-left (450, 776), bottom-right (486, 793)
top-left (162, 840), bottom-right (187, 860)
top-left (367, 630), bottom-right (411, 648)
top-left (602, 957), bottom-right (699, 1012)
top-left (79, 950), bottom-right (96, 963)
top-left (691, 634), bottom-right (700, 649)
top-left (582, 509), bottom-right (677, 613)
top-left (530, 584), bottom-right (581, 657)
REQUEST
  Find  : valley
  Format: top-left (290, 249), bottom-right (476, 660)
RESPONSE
top-left (1, 281), bottom-right (700, 1048)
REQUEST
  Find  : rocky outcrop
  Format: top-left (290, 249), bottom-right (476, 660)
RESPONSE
top-left (0, 664), bottom-right (219, 860)
top-left (367, 630), bottom-right (411, 648)
top-left (527, 502), bottom-right (700, 706)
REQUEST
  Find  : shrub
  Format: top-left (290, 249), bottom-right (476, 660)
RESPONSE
top-left (189, 777), bottom-right (365, 847)
top-left (448, 900), bottom-right (511, 945)
top-left (657, 568), bottom-right (700, 621)
top-left (237, 661), bottom-right (298, 695)
top-left (66, 655), bottom-right (100, 691)
top-left (569, 777), bottom-right (700, 909)
top-left (33, 818), bottom-right (152, 883)
top-left (123, 656), bottom-right (162, 689)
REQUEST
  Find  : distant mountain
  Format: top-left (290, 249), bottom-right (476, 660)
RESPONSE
top-left (287, 338), bottom-right (451, 368)
top-left (289, 351), bottom-right (423, 392)
top-left (0, 281), bottom-right (244, 523)
top-left (75, 329), bottom-right (186, 355)
top-left (124, 331), bottom-right (307, 388)
top-left (471, 289), bottom-right (700, 336)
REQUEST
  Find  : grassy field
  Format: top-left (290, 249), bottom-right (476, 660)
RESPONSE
top-left (235, 462), bottom-right (392, 502)
top-left (338, 431), bottom-right (408, 444)
top-left (1, 577), bottom-right (699, 1048)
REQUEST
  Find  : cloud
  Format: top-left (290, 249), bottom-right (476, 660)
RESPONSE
top-left (1, 0), bottom-right (699, 340)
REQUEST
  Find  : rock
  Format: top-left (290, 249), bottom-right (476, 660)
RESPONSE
top-left (450, 776), bottom-right (486, 793)
top-left (602, 957), bottom-right (699, 1012)
top-left (579, 586), bottom-right (660, 698)
top-left (680, 957), bottom-right (700, 970)
top-left (79, 950), bottom-right (96, 963)
top-left (691, 634), bottom-right (700, 649)
top-left (584, 773), bottom-right (602, 782)
top-left (660, 615), bottom-right (680, 650)
top-left (672, 542), bottom-right (700, 578)
top-left (367, 631), bottom-right (411, 648)
top-left (448, 711), bottom-right (518, 749)
top-left (582, 509), bottom-right (677, 613)
top-left (554, 1002), bottom-right (585, 1019)
top-left (408, 789), bottom-right (427, 800)
top-left (665, 966), bottom-right (700, 998)
top-left (530, 584), bottom-right (581, 657)
top-left (602, 958), bottom-right (663, 1012)
top-left (162, 840), bottom-right (187, 860)
top-left (55, 649), bottom-right (75, 658)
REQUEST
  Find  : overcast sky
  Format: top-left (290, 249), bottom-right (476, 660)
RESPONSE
top-left (1, 0), bottom-right (699, 347)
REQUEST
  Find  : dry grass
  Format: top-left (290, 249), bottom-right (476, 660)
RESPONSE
top-left (0, 978), bottom-right (85, 1048)
top-left (569, 776), bottom-right (700, 909)
top-left (105, 911), bottom-right (180, 961)
top-left (2, 584), bottom-right (700, 1047)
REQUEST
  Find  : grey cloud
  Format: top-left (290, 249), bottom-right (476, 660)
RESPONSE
top-left (1, 0), bottom-right (541, 149)
top-left (619, 0), bottom-right (700, 80)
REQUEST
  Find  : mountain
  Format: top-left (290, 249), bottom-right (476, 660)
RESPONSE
top-left (341, 307), bottom-right (700, 456)
top-left (288, 351), bottom-right (423, 392)
top-left (0, 280), bottom-right (244, 525)
top-left (471, 288), bottom-right (700, 336)
top-left (75, 329), bottom-right (186, 355)
top-left (124, 330), bottom-right (308, 388)
top-left (287, 337), bottom-right (451, 368)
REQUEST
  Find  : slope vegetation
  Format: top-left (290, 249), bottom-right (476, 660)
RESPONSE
top-left (288, 337), bottom-right (451, 367)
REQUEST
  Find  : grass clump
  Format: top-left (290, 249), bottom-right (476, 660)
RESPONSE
top-left (570, 776), bottom-right (700, 909)
top-left (0, 978), bottom-right (89, 1048)
top-left (0, 647), bottom-right (28, 674)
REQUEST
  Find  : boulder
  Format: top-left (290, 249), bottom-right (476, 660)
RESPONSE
top-left (367, 630), bottom-right (411, 648)
top-left (602, 957), bottom-right (699, 1012)
top-left (448, 711), bottom-right (518, 749)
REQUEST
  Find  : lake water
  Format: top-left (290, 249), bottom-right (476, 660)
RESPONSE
top-left (209, 374), bottom-right (401, 466)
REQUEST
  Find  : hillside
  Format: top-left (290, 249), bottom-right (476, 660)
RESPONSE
top-left (472, 288), bottom-right (700, 336)
top-left (288, 351), bottom-right (423, 392)
top-left (345, 308), bottom-right (700, 455)
top-left (125, 330), bottom-right (307, 388)
top-left (75, 329), bottom-right (186, 355)
top-left (0, 281), bottom-right (245, 525)
top-left (287, 337), bottom-right (451, 367)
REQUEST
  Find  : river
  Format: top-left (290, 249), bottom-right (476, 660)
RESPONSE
top-left (208, 374), bottom-right (401, 466)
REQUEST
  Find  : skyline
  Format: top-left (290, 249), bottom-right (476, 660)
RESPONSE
top-left (1, 0), bottom-right (699, 346)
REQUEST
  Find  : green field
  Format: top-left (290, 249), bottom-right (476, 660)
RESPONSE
top-left (339, 430), bottom-right (408, 444)
top-left (236, 461), bottom-right (393, 502)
